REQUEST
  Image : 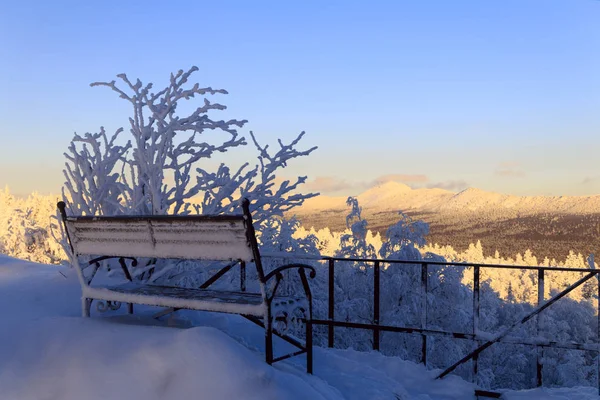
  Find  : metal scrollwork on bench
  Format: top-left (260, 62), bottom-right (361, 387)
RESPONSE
top-left (96, 300), bottom-right (122, 313)
top-left (274, 306), bottom-right (308, 335)
top-left (87, 256), bottom-right (138, 284)
top-left (87, 256), bottom-right (138, 314)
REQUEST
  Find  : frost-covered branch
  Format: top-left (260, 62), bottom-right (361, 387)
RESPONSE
top-left (62, 127), bottom-right (129, 216)
top-left (89, 66), bottom-right (247, 214)
top-left (244, 131), bottom-right (318, 225)
top-left (61, 66), bottom-right (319, 287)
top-left (337, 197), bottom-right (376, 259)
top-left (193, 163), bottom-right (257, 215)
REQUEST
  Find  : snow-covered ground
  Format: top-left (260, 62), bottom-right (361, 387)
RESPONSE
top-left (0, 255), bottom-right (597, 399)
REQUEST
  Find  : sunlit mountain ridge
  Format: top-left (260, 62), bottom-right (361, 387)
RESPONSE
top-left (299, 181), bottom-right (600, 215)
top-left (291, 182), bottom-right (600, 260)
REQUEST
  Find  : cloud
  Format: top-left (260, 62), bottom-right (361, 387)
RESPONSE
top-left (582, 176), bottom-right (600, 185)
top-left (495, 169), bottom-right (526, 178)
top-left (304, 174), bottom-right (468, 194)
top-left (426, 180), bottom-right (469, 191)
top-left (498, 161), bottom-right (521, 169)
top-left (372, 174), bottom-right (429, 185)
top-left (495, 162), bottom-right (525, 178)
top-left (305, 174), bottom-right (432, 194)
top-left (303, 176), bottom-right (355, 193)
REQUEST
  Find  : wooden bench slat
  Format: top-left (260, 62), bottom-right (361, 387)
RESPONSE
top-left (67, 218), bottom-right (254, 261)
top-left (84, 284), bottom-right (265, 317)
top-left (72, 231), bottom-right (249, 246)
top-left (73, 241), bottom-right (253, 261)
top-left (68, 214), bottom-right (244, 222)
top-left (83, 283), bottom-right (303, 317)
top-left (70, 219), bottom-right (246, 230)
top-left (108, 283), bottom-right (264, 305)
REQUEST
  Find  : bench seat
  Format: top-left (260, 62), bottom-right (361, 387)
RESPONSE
top-left (84, 282), bottom-right (305, 317)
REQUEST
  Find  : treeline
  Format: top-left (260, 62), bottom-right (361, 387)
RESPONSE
top-left (293, 225), bottom-right (597, 305)
top-left (293, 207), bottom-right (600, 262)
top-left (295, 224), bottom-right (596, 269)
top-left (0, 188), bottom-right (64, 264)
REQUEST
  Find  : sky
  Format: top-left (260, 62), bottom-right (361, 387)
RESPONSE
top-left (0, 0), bottom-right (599, 198)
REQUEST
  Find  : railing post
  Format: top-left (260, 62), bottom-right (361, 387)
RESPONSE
top-left (537, 269), bottom-right (544, 387)
top-left (240, 261), bottom-right (246, 292)
top-left (421, 262), bottom-right (428, 366)
top-left (307, 319), bottom-right (313, 374)
top-left (473, 265), bottom-right (480, 384)
top-left (328, 258), bottom-right (335, 348)
top-left (374, 260), bottom-right (380, 351)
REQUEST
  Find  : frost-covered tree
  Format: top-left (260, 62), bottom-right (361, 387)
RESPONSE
top-left (258, 216), bottom-right (321, 294)
top-left (328, 197), bottom-right (378, 349)
top-left (59, 67), bottom-right (318, 281)
top-left (337, 197), bottom-right (377, 259)
top-left (62, 66), bottom-right (317, 223)
top-left (0, 189), bottom-right (64, 264)
top-left (63, 128), bottom-right (130, 216)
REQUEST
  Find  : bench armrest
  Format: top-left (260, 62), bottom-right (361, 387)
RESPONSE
top-left (264, 264), bottom-right (316, 282)
top-left (86, 256), bottom-right (138, 285)
top-left (264, 264), bottom-right (316, 316)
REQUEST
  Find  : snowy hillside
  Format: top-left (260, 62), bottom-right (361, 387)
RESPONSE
top-left (0, 255), bottom-right (598, 399)
top-left (298, 183), bottom-right (600, 215)
top-left (292, 183), bottom-right (600, 260)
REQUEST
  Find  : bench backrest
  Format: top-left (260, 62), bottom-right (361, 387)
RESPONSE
top-left (58, 199), bottom-right (264, 280)
top-left (64, 216), bottom-right (254, 261)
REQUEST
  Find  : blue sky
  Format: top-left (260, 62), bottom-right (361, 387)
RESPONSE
top-left (1, 0), bottom-right (599, 197)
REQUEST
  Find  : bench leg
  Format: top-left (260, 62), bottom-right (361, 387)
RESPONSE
top-left (306, 319), bottom-right (313, 374)
top-left (153, 307), bottom-right (178, 319)
top-left (82, 298), bottom-right (92, 318)
top-left (128, 303), bottom-right (133, 314)
top-left (266, 306), bottom-right (273, 365)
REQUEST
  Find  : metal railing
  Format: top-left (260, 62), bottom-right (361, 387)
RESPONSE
top-left (263, 252), bottom-right (600, 392)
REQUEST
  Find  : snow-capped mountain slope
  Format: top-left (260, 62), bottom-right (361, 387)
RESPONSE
top-left (299, 181), bottom-right (451, 212)
top-left (292, 185), bottom-right (600, 260)
top-left (298, 184), bottom-right (600, 216)
top-left (440, 187), bottom-right (600, 214)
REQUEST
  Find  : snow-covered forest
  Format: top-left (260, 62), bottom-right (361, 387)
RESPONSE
top-left (0, 188), bottom-right (64, 264)
top-left (1, 186), bottom-right (599, 390)
top-left (1, 67), bottom-right (599, 393)
top-left (291, 203), bottom-right (600, 390)
top-left (1, 187), bottom-right (594, 272)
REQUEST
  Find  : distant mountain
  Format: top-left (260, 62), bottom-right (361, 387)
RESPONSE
top-left (298, 183), bottom-right (600, 217)
top-left (299, 181), bottom-right (450, 213)
top-left (291, 184), bottom-right (600, 260)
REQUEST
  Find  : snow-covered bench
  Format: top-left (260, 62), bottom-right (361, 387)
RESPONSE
top-left (57, 199), bottom-right (315, 372)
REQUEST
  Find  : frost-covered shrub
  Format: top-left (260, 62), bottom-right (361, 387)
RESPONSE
top-left (0, 188), bottom-right (65, 264)
top-left (59, 66), bottom-right (318, 281)
top-left (62, 67), bottom-right (316, 222)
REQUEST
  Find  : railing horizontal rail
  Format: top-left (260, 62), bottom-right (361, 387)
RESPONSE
top-left (311, 319), bottom-right (476, 339)
top-left (261, 252), bottom-right (600, 273)
top-left (311, 319), bottom-right (600, 352)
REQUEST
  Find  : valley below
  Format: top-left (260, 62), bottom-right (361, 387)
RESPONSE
top-left (290, 182), bottom-right (600, 262)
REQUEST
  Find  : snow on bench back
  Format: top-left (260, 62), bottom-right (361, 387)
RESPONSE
top-left (65, 215), bottom-right (254, 262)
